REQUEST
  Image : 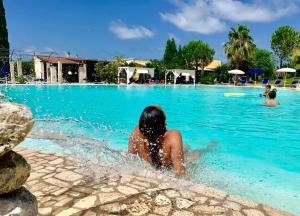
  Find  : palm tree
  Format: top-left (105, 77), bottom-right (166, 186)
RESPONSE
top-left (224, 25), bottom-right (256, 69)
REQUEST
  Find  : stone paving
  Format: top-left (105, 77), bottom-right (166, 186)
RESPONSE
top-left (16, 147), bottom-right (294, 216)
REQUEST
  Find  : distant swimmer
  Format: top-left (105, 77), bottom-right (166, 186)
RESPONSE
top-left (128, 105), bottom-right (186, 175)
top-left (260, 84), bottom-right (271, 98)
top-left (263, 90), bottom-right (280, 107)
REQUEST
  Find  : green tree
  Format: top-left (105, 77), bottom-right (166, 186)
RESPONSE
top-left (163, 38), bottom-right (177, 69)
top-left (146, 60), bottom-right (166, 81)
top-left (16, 75), bottom-right (27, 84)
top-left (0, 0), bottom-right (9, 65)
top-left (94, 56), bottom-right (126, 83)
top-left (214, 63), bottom-right (232, 83)
top-left (128, 62), bottom-right (137, 67)
top-left (115, 56), bottom-right (127, 66)
top-left (224, 25), bottom-right (256, 69)
top-left (291, 48), bottom-right (300, 69)
top-left (94, 61), bottom-right (106, 82)
top-left (22, 60), bottom-right (34, 76)
top-left (252, 49), bottom-right (275, 78)
top-left (94, 61), bottom-right (118, 83)
top-left (182, 40), bottom-right (215, 75)
top-left (173, 45), bottom-right (186, 69)
top-left (271, 25), bottom-right (300, 67)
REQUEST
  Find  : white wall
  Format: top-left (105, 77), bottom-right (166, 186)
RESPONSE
top-left (34, 56), bottom-right (44, 79)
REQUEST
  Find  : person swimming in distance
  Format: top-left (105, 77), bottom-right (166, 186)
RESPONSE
top-left (128, 105), bottom-right (186, 175)
top-left (260, 84), bottom-right (271, 98)
top-left (263, 90), bottom-right (280, 106)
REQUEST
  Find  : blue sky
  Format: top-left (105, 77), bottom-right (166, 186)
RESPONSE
top-left (4, 0), bottom-right (300, 61)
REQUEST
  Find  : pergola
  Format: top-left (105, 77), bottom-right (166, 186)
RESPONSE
top-left (118, 67), bottom-right (155, 84)
top-left (165, 69), bottom-right (196, 85)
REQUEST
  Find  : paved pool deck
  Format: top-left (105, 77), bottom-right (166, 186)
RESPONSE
top-left (16, 147), bottom-right (293, 216)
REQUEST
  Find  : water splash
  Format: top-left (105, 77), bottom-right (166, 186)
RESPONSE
top-left (27, 117), bottom-right (193, 184)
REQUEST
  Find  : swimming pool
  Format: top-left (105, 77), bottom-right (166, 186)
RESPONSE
top-left (1, 85), bottom-right (299, 215)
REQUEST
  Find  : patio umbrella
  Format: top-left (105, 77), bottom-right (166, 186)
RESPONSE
top-left (247, 68), bottom-right (264, 85)
top-left (228, 69), bottom-right (245, 75)
top-left (275, 68), bottom-right (296, 87)
top-left (228, 69), bottom-right (245, 85)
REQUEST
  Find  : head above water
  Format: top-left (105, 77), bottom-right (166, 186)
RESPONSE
top-left (268, 90), bottom-right (276, 99)
top-left (139, 105), bottom-right (167, 140)
top-left (266, 85), bottom-right (271, 90)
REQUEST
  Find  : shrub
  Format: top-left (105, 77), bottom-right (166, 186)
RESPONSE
top-left (16, 75), bottom-right (27, 84)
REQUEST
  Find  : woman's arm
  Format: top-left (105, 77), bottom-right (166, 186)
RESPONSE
top-left (166, 130), bottom-right (186, 175)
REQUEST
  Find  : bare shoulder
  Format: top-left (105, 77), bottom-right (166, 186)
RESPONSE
top-left (164, 129), bottom-right (183, 146)
top-left (263, 100), bottom-right (280, 107)
top-left (131, 125), bottom-right (141, 135)
top-left (165, 129), bottom-right (182, 137)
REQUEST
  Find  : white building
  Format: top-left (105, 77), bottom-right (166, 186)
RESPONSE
top-left (34, 55), bottom-right (100, 83)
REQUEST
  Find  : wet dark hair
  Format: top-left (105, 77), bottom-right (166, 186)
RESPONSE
top-left (139, 106), bottom-right (167, 168)
top-left (268, 90), bottom-right (276, 99)
top-left (266, 85), bottom-right (271, 89)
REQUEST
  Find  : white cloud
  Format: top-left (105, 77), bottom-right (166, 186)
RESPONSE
top-left (161, 0), bottom-right (227, 34)
top-left (161, 0), bottom-right (298, 34)
top-left (109, 21), bottom-right (155, 40)
top-left (213, 0), bottom-right (297, 22)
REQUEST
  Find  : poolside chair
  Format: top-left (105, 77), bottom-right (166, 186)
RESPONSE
top-left (239, 76), bottom-right (248, 86)
top-left (274, 79), bottom-right (282, 87)
top-left (262, 78), bottom-right (269, 86)
top-left (290, 80), bottom-right (299, 88)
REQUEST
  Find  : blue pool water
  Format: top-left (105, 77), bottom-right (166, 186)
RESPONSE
top-left (1, 85), bottom-right (299, 215)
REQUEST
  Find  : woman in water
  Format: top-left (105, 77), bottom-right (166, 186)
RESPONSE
top-left (128, 105), bottom-right (186, 175)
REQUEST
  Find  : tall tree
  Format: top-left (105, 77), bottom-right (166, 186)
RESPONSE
top-left (271, 26), bottom-right (300, 67)
top-left (145, 60), bottom-right (166, 81)
top-left (173, 45), bottom-right (186, 69)
top-left (94, 56), bottom-right (125, 83)
top-left (0, 0), bottom-right (9, 65)
top-left (182, 40), bottom-right (215, 73)
top-left (22, 60), bottom-right (34, 76)
top-left (224, 25), bottom-right (255, 69)
top-left (252, 48), bottom-right (275, 78)
top-left (163, 38), bottom-right (177, 69)
top-left (291, 48), bottom-right (300, 69)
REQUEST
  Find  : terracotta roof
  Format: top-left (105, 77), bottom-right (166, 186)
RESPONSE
top-left (36, 55), bottom-right (99, 64)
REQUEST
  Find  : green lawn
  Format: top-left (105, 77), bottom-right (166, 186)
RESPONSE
top-left (255, 77), bottom-right (300, 86)
top-left (269, 77), bottom-right (299, 84)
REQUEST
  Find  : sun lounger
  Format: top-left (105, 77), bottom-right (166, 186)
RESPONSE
top-left (290, 80), bottom-right (299, 88)
top-left (239, 76), bottom-right (248, 85)
top-left (274, 79), bottom-right (282, 87)
top-left (262, 78), bottom-right (269, 85)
